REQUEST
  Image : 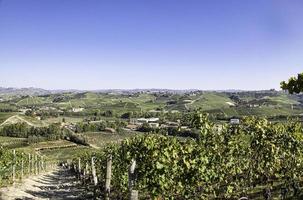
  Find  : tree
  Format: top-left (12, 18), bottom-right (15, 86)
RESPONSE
top-left (121, 112), bottom-right (132, 119)
top-left (138, 122), bottom-right (153, 132)
top-left (281, 72), bottom-right (303, 94)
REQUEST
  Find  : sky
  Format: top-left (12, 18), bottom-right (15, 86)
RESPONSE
top-left (0, 0), bottom-right (303, 90)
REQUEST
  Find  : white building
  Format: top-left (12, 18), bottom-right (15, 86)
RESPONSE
top-left (230, 119), bottom-right (240, 125)
top-left (137, 117), bottom-right (159, 123)
top-left (72, 108), bottom-right (84, 112)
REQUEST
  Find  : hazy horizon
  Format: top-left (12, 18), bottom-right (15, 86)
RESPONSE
top-left (0, 86), bottom-right (285, 92)
top-left (1, 0), bottom-right (302, 90)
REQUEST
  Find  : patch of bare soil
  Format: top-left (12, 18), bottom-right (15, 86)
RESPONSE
top-left (0, 168), bottom-right (92, 200)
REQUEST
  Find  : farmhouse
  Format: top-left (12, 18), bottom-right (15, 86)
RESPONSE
top-left (72, 107), bottom-right (84, 112)
top-left (136, 117), bottom-right (160, 128)
top-left (230, 118), bottom-right (240, 125)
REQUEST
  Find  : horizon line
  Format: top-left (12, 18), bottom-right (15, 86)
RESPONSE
top-left (0, 86), bottom-right (283, 92)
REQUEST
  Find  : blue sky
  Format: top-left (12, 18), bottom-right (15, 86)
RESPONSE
top-left (0, 0), bottom-right (302, 90)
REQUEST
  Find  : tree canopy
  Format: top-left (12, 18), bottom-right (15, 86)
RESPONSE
top-left (281, 72), bottom-right (303, 94)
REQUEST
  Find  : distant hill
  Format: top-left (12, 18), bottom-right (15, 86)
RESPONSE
top-left (0, 87), bottom-right (303, 118)
top-left (0, 87), bottom-right (201, 96)
top-left (0, 87), bottom-right (274, 96)
top-left (0, 87), bottom-right (82, 96)
top-left (0, 87), bottom-right (51, 96)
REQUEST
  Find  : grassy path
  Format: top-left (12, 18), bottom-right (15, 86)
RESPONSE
top-left (0, 114), bottom-right (48, 127)
top-left (0, 168), bottom-right (92, 200)
top-left (0, 115), bottom-right (35, 127)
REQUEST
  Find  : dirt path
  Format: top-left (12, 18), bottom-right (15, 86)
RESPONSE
top-left (0, 115), bottom-right (48, 127)
top-left (0, 168), bottom-right (92, 200)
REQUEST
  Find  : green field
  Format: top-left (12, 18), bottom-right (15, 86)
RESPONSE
top-left (40, 146), bottom-right (89, 161)
top-left (0, 136), bottom-right (28, 148)
top-left (32, 131), bottom-right (139, 161)
top-left (82, 131), bottom-right (139, 148)
top-left (0, 114), bottom-right (47, 127)
top-left (41, 116), bottom-right (83, 124)
top-left (0, 130), bottom-right (138, 162)
top-left (189, 93), bottom-right (235, 110)
top-left (17, 96), bottom-right (52, 106)
top-left (2, 91), bottom-right (301, 118)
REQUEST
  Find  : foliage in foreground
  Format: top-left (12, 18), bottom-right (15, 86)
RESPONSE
top-left (0, 148), bottom-right (33, 186)
top-left (75, 114), bottom-right (303, 199)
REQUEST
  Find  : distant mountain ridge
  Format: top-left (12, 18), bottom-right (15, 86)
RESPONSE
top-left (0, 87), bottom-right (81, 96)
top-left (0, 87), bottom-right (279, 96)
top-left (0, 87), bottom-right (51, 96)
top-left (0, 87), bottom-right (201, 96)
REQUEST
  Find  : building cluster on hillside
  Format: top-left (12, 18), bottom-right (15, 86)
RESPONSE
top-left (125, 117), bottom-right (190, 131)
top-left (126, 117), bottom-right (160, 130)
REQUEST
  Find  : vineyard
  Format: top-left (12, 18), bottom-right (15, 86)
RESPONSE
top-left (1, 0), bottom-right (303, 198)
top-left (0, 136), bottom-right (28, 149)
top-left (71, 114), bottom-right (303, 199)
top-left (0, 148), bottom-right (56, 187)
